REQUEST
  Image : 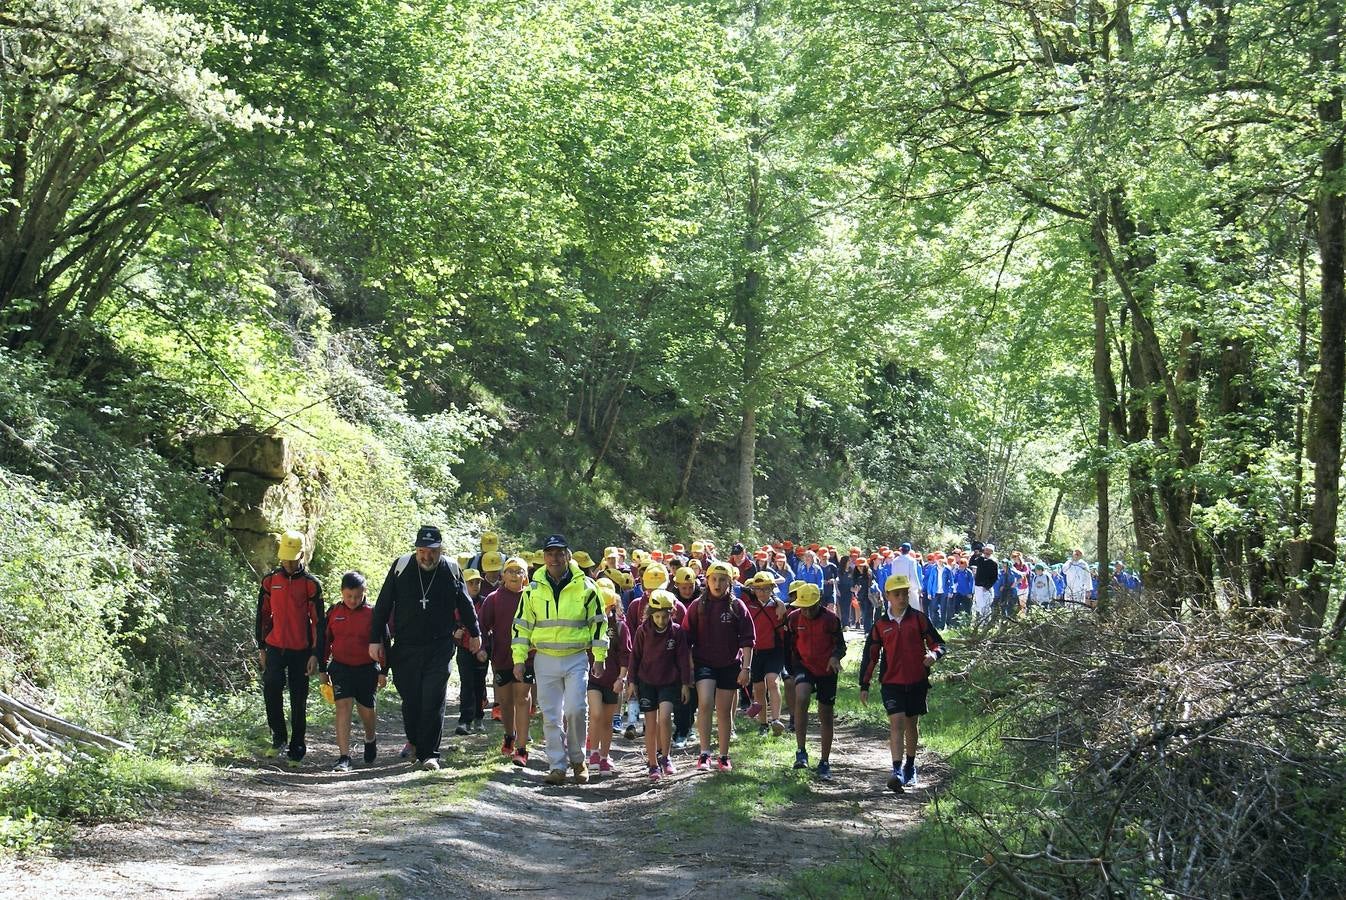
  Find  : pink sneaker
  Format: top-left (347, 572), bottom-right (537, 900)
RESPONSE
top-left (648, 765), bottom-right (662, 782)
top-left (716, 756), bottom-right (733, 772)
top-left (598, 757), bottom-right (613, 773)
top-left (589, 751), bottom-right (601, 766)
top-left (696, 753), bottom-right (711, 771)
top-left (744, 701), bottom-right (763, 718)
top-left (660, 755), bottom-right (676, 776)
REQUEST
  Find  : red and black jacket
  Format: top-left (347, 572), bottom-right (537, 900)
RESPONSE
top-left (859, 607), bottom-right (945, 689)
top-left (785, 607), bottom-right (846, 677)
top-left (324, 602), bottom-right (381, 671)
top-left (257, 566), bottom-right (325, 657)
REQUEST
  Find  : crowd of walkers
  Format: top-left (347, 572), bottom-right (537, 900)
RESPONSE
top-left (254, 528), bottom-right (1139, 793)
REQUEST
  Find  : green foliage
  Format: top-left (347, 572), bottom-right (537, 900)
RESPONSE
top-left (0, 752), bottom-right (205, 853)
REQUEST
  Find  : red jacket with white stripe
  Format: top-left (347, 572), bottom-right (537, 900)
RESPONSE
top-left (859, 607), bottom-right (945, 688)
top-left (257, 566), bottom-right (324, 656)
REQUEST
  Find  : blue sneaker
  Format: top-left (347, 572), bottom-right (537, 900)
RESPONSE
top-left (886, 765), bottom-right (905, 793)
top-left (816, 760), bottom-right (832, 781)
top-left (793, 749), bottom-right (809, 770)
top-left (903, 760), bottom-right (917, 787)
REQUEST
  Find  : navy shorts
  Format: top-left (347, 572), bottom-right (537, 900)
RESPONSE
top-left (328, 661), bottom-right (377, 708)
top-left (638, 682), bottom-right (681, 711)
top-left (493, 662), bottom-right (535, 687)
top-left (694, 663), bottom-right (741, 691)
top-left (587, 681), bottom-right (620, 705)
top-left (881, 681), bottom-right (929, 717)
top-left (750, 646), bottom-right (785, 684)
top-left (794, 670), bottom-right (838, 706)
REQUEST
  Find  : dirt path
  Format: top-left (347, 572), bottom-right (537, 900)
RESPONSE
top-left (2, 675), bottom-right (939, 898)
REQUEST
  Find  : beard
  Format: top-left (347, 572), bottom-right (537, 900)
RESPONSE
top-left (418, 558), bottom-right (438, 572)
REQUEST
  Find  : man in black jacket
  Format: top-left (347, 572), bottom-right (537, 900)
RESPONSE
top-left (970, 543), bottom-right (1000, 620)
top-left (369, 525), bottom-right (481, 770)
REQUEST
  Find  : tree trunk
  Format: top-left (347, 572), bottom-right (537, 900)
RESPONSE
top-left (736, 404), bottom-right (757, 527)
top-left (1044, 484), bottom-right (1065, 547)
top-left (1293, 26), bottom-right (1346, 631)
top-left (1090, 252), bottom-right (1118, 611)
top-left (673, 406), bottom-right (708, 509)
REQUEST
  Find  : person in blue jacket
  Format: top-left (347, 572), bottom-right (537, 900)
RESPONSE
top-left (950, 555), bottom-right (974, 626)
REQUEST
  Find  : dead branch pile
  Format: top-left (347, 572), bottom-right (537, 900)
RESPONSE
top-left (0, 690), bottom-right (133, 766)
top-left (945, 604), bottom-right (1346, 898)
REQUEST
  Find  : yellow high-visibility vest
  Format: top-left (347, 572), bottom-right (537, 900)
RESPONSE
top-left (512, 563), bottom-right (608, 663)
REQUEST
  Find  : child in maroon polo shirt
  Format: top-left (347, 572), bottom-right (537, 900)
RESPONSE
top-left (321, 571), bottom-right (386, 772)
top-left (629, 590), bottom-right (692, 781)
top-left (859, 574), bottom-right (945, 791)
top-left (784, 583), bottom-right (846, 781)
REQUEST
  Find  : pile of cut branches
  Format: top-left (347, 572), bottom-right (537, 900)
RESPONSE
top-left (944, 605), bottom-right (1346, 897)
top-left (0, 690), bottom-right (132, 766)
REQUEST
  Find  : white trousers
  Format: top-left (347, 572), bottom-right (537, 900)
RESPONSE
top-left (533, 651), bottom-right (589, 771)
top-left (973, 585), bottom-right (995, 618)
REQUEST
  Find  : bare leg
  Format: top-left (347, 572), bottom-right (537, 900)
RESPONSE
top-left (514, 684), bottom-right (532, 750)
top-left (585, 690), bottom-right (604, 755)
top-left (715, 689), bottom-right (735, 757)
top-left (498, 682), bottom-right (517, 741)
top-left (765, 672), bottom-right (781, 722)
top-left (819, 703), bottom-right (834, 761)
top-left (904, 716), bottom-right (919, 758)
top-left (335, 698), bottom-right (353, 757)
top-left (696, 680), bottom-right (717, 753)
top-left (596, 701), bottom-right (616, 757)
top-left (794, 681), bottom-right (812, 750)
top-left (658, 702), bottom-right (674, 757)
top-left (752, 681), bottom-right (767, 725)
top-left (356, 702), bottom-right (377, 741)
top-left (643, 704), bottom-right (659, 768)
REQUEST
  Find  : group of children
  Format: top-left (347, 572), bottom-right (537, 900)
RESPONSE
top-left (256, 532), bottom-right (950, 791)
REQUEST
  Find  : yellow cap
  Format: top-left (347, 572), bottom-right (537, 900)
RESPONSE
top-left (790, 584), bottom-right (822, 607)
top-left (706, 561), bottom-right (736, 581)
top-left (788, 579), bottom-right (808, 595)
top-left (673, 566), bottom-right (697, 585)
top-left (480, 551), bottom-right (504, 572)
top-left (480, 532), bottom-right (500, 552)
top-left (596, 576), bottom-right (616, 592)
top-left (646, 589), bottom-right (676, 611)
top-left (463, 568), bottom-right (482, 582)
top-left (745, 571), bottom-right (777, 589)
top-left (885, 573), bottom-right (912, 592)
top-left (603, 546), bottom-right (619, 559)
top-left (604, 567), bottom-right (635, 591)
top-left (277, 530), bottom-right (305, 561)
top-left (690, 541), bottom-right (705, 554)
top-left (502, 556), bottom-right (529, 575)
top-left (318, 682), bottom-right (335, 705)
top-left (572, 551), bottom-right (595, 568)
top-left (642, 564), bottom-right (669, 590)
top-left (597, 583), bottom-right (620, 610)
top-left (456, 553), bottom-right (472, 569)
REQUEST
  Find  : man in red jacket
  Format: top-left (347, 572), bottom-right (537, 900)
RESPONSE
top-left (256, 530), bottom-right (325, 765)
top-left (859, 573), bottom-right (946, 792)
top-left (321, 571), bottom-right (386, 772)
top-left (785, 583), bottom-right (845, 780)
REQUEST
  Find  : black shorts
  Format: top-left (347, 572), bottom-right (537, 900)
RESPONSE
top-left (493, 662), bottom-right (535, 687)
top-left (638, 682), bottom-right (681, 711)
top-left (694, 663), bottom-right (742, 691)
top-left (794, 670), bottom-right (838, 706)
top-left (881, 681), bottom-right (929, 717)
top-left (587, 681), bottom-right (620, 705)
top-left (750, 646), bottom-right (785, 684)
top-left (328, 661), bottom-right (377, 708)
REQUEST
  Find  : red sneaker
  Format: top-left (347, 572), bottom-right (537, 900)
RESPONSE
top-left (598, 757), bottom-right (613, 773)
top-left (696, 753), bottom-right (711, 771)
top-left (717, 756), bottom-right (733, 772)
top-left (500, 739), bottom-right (514, 756)
top-left (511, 748), bottom-right (529, 768)
top-left (491, 706), bottom-right (502, 721)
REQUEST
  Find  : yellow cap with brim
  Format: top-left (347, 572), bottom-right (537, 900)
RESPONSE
top-left (642, 564), bottom-right (669, 591)
top-left (277, 530), bottom-right (305, 561)
top-left (646, 589), bottom-right (676, 611)
top-left (481, 532), bottom-right (500, 552)
top-left (502, 556), bottom-right (529, 575)
top-left (745, 571), bottom-right (777, 589)
top-left (573, 551), bottom-right (595, 568)
top-left (480, 551), bottom-right (504, 572)
top-left (673, 566), bottom-right (697, 585)
top-left (706, 561), bottom-right (736, 580)
top-left (790, 584), bottom-right (822, 607)
top-left (604, 567), bottom-right (635, 591)
top-left (463, 568), bottom-right (482, 582)
top-left (885, 573), bottom-right (912, 592)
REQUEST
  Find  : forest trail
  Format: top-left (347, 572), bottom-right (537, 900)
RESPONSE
top-left (1, 714), bottom-right (939, 898)
top-left (1, 642), bottom-right (940, 898)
